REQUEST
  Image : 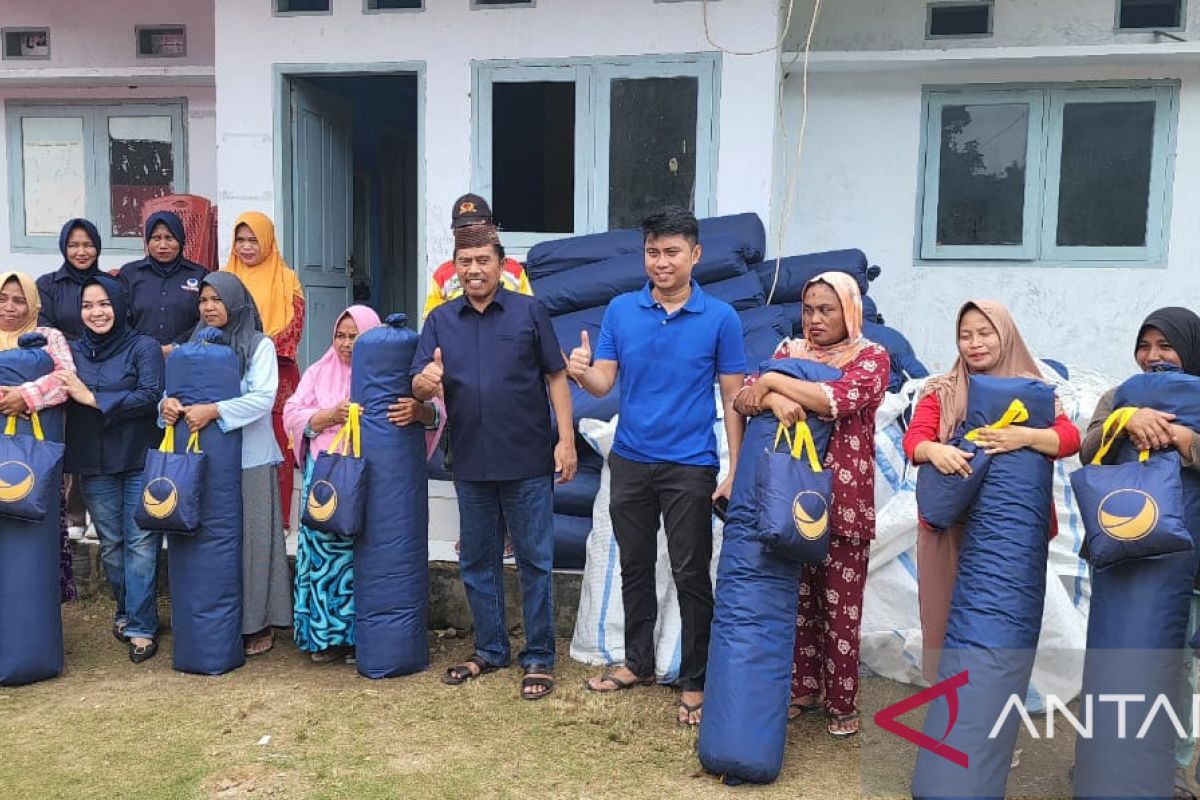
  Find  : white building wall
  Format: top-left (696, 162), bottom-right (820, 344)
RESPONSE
top-left (0, 0), bottom-right (215, 276)
top-left (0, 0), bottom-right (215, 71)
top-left (213, 0), bottom-right (782, 290)
top-left (785, 0), bottom-right (1200, 52)
top-left (774, 58), bottom-right (1200, 375)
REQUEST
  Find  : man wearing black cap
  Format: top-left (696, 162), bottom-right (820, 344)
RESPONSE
top-left (412, 219), bottom-right (575, 701)
top-left (421, 193), bottom-right (532, 320)
top-left (424, 193), bottom-right (530, 560)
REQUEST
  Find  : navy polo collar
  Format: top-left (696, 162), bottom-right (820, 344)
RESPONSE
top-left (454, 285), bottom-right (509, 315)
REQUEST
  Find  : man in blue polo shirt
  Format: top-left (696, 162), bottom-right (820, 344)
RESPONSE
top-left (570, 206), bottom-right (746, 726)
top-left (411, 221), bottom-right (576, 701)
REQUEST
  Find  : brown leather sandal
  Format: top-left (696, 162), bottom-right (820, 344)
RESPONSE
top-left (442, 654), bottom-right (503, 686)
top-left (520, 664), bottom-right (555, 701)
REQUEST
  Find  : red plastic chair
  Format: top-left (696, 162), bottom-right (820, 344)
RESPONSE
top-left (140, 194), bottom-right (219, 272)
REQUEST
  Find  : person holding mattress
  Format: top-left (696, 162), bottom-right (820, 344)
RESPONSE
top-left (162, 272), bottom-right (291, 657)
top-left (735, 271), bottom-right (889, 738)
top-left (1077, 306), bottom-right (1200, 800)
top-left (903, 300), bottom-right (1079, 683)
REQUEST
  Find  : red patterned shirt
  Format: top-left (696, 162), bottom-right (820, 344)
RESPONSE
top-left (748, 339), bottom-right (891, 541)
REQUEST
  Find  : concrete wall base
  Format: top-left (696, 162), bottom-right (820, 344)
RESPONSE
top-left (69, 540), bottom-right (583, 639)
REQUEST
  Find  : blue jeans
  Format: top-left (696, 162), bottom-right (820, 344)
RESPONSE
top-left (455, 475), bottom-right (555, 670)
top-left (81, 471), bottom-right (161, 639)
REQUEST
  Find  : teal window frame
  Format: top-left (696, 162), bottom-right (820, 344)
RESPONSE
top-left (5, 100), bottom-right (188, 254)
top-left (917, 82), bottom-right (1178, 266)
top-left (472, 54), bottom-right (719, 250)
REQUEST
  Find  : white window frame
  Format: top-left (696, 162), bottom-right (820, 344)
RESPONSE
top-left (5, 100), bottom-right (188, 254)
top-left (917, 82), bottom-right (1177, 266)
top-left (471, 54), bottom-right (719, 251)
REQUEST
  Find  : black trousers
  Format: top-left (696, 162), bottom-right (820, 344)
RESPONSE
top-left (608, 452), bottom-right (717, 692)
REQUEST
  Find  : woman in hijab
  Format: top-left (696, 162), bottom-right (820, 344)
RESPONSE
top-left (118, 211), bottom-right (207, 355)
top-left (734, 271), bottom-right (890, 738)
top-left (283, 306), bottom-right (445, 664)
top-left (223, 213), bottom-right (305, 535)
top-left (56, 277), bottom-right (164, 662)
top-left (1078, 307), bottom-right (1200, 797)
top-left (0, 270), bottom-right (78, 601)
top-left (36, 218), bottom-right (103, 340)
top-left (161, 271), bottom-right (290, 657)
top-left (37, 218), bottom-right (102, 539)
top-left (903, 300), bottom-right (1079, 683)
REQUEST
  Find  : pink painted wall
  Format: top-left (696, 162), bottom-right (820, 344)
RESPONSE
top-left (0, 0), bottom-right (213, 70)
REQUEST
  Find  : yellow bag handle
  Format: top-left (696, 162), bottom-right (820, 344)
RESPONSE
top-left (773, 420), bottom-right (823, 473)
top-left (155, 427), bottom-right (203, 455)
top-left (963, 399), bottom-right (1029, 443)
top-left (4, 411), bottom-right (44, 441)
top-left (325, 402), bottom-right (362, 459)
top-left (1090, 406), bottom-right (1149, 465)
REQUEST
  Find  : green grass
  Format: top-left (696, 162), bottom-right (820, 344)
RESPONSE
top-left (0, 599), bottom-right (1080, 799)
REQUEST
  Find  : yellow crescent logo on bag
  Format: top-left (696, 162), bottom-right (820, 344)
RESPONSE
top-left (142, 478), bottom-right (179, 519)
top-left (1097, 489), bottom-right (1159, 542)
top-left (307, 480), bottom-right (338, 522)
top-left (792, 490), bottom-right (830, 541)
top-left (0, 461), bottom-right (34, 503)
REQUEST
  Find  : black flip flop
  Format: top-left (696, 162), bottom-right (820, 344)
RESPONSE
top-left (442, 654), bottom-right (502, 686)
top-left (787, 697), bottom-right (823, 723)
top-left (583, 670), bottom-right (655, 693)
top-left (828, 712), bottom-right (860, 738)
top-left (677, 700), bottom-right (703, 727)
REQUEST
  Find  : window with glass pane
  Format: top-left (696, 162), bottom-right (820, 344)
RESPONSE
top-left (21, 117), bottom-right (86, 236)
top-left (919, 84), bottom-right (1176, 264)
top-left (607, 76), bottom-right (698, 230)
top-left (935, 103), bottom-right (1029, 247)
top-left (1056, 101), bottom-right (1155, 248)
top-left (1118, 0), bottom-right (1182, 29)
top-left (108, 116), bottom-right (174, 238)
top-left (491, 81), bottom-right (575, 233)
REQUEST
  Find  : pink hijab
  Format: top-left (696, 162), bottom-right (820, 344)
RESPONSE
top-left (284, 305), bottom-right (382, 463)
top-left (284, 305), bottom-right (446, 465)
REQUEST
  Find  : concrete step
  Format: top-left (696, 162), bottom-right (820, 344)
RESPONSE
top-left (68, 538), bottom-right (584, 639)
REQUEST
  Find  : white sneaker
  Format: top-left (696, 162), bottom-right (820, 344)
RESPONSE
top-left (67, 526), bottom-right (84, 541)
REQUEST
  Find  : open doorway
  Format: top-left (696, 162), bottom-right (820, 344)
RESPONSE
top-left (282, 71), bottom-right (420, 368)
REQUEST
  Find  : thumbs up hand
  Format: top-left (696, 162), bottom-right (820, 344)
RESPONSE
top-left (413, 346), bottom-right (445, 398)
top-left (567, 331), bottom-right (592, 380)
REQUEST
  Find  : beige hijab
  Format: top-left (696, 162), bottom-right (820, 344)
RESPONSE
top-left (786, 271), bottom-right (868, 369)
top-left (0, 271), bottom-right (41, 351)
top-left (920, 300), bottom-right (1044, 442)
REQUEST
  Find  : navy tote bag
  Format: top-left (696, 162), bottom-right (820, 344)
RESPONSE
top-left (301, 402), bottom-right (368, 538)
top-left (1070, 406), bottom-right (1192, 569)
top-left (0, 411), bottom-right (65, 522)
top-left (136, 427), bottom-right (206, 534)
top-left (755, 420), bottom-right (833, 564)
